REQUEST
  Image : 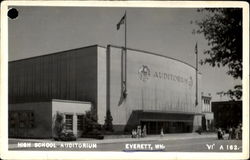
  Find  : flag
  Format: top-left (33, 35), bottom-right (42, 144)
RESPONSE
top-left (118, 81), bottom-right (127, 106)
top-left (117, 13), bottom-right (126, 30)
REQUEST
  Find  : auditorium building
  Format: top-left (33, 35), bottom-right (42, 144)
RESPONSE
top-left (9, 44), bottom-right (204, 138)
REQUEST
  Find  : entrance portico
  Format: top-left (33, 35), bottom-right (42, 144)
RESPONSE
top-left (125, 110), bottom-right (202, 134)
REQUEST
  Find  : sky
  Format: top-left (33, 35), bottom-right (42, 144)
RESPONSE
top-left (8, 6), bottom-right (241, 101)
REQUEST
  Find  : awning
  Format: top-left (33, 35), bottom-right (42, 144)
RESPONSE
top-left (130, 110), bottom-right (199, 123)
top-left (141, 110), bottom-right (203, 115)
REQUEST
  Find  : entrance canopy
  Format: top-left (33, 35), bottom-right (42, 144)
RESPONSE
top-left (125, 110), bottom-right (201, 134)
top-left (141, 110), bottom-right (200, 134)
top-left (139, 110), bottom-right (196, 122)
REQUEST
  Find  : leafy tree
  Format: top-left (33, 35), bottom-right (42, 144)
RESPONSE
top-left (217, 85), bottom-right (242, 101)
top-left (194, 8), bottom-right (242, 100)
top-left (83, 109), bottom-right (101, 135)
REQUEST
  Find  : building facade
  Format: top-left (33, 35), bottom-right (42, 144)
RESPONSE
top-left (9, 99), bottom-right (91, 138)
top-left (9, 45), bottom-right (203, 135)
top-left (201, 93), bottom-right (214, 131)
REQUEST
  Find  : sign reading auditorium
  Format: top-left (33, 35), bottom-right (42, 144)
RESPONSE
top-left (138, 65), bottom-right (193, 87)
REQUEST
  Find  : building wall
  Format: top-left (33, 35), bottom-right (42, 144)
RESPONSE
top-left (212, 101), bottom-right (242, 129)
top-left (9, 100), bottom-right (91, 138)
top-left (52, 99), bottom-right (91, 137)
top-left (97, 47), bottom-right (107, 124)
top-left (108, 46), bottom-right (202, 130)
top-left (193, 115), bottom-right (202, 131)
top-left (201, 95), bottom-right (214, 131)
top-left (193, 73), bottom-right (202, 131)
top-left (9, 102), bottom-right (52, 138)
top-left (9, 45), bottom-right (98, 108)
top-left (108, 47), bottom-right (128, 127)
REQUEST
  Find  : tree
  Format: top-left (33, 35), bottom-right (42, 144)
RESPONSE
top-left (82, 110), bottom-right (104, 139)
top-left (194, 8), bottom-right (242, 99)
top-left (53, 112), bottom-right (64, 140)
top-left (84, 110), bottom-right (100, 133)
top-left (217, 85), bottom-right (242, 101)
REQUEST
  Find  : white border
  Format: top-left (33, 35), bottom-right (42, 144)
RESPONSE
top-left (1, 1), bottom-right (249, 160)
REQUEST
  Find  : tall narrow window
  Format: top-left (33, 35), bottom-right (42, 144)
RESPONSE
top-left (77, 115), bottom-right (84, 131)
top-left (65, 114), bottom-right (73, 130)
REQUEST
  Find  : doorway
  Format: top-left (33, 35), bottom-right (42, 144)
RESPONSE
top-left (140, 120), bottom-right (192, 134)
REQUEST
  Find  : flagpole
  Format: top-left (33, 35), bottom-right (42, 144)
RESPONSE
top-left (195, 42), bottom-right (198, 106)
top-left (124, 11), bottom-right (127, 95)
top-left (125, 11), bottom-right (127, 50)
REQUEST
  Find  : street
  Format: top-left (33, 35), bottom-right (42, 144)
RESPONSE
top-left (98, 138), bottom-right (242, 152)
top-left (9, 134), bottom-right (242, 152)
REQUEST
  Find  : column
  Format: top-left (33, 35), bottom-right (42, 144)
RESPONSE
top-left (73, 114), bottom-right (77, 136)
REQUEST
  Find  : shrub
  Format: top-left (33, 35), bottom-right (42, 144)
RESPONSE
top-left (53, 112), bottom-right (64, 140)
top-left (59, 130), bottom-right (76, 141)
top-left (81, 110), bottom-right (104, 139)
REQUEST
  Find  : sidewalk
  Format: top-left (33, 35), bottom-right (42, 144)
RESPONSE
top-left (83, 133), bottom-right (218, 144)
top-left (9, 132), bottom-right (218, 146)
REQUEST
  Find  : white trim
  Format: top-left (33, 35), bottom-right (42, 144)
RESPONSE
top-left (52, 99), bottom-right (92, 105)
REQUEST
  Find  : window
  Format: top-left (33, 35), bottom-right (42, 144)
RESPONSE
top-left (9, 112), bottom-right (19, 128)
top-left (77, 115), bottom-right (84, 131)
top-left (19, 112), bottom-right (27, 128)
top-left (204, 99), bottom-right (210, 104)
top-left (204, 99), bottom-right (207, 104)
top-left (9, 111), bottom-right (35, 128)
top-left (65, 114), bottom-right (73, 130)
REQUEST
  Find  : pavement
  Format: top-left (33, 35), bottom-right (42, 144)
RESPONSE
top-left (87, 132), bottom-right (218, 144)
top-left (9, 132), bottom-right (219, 149)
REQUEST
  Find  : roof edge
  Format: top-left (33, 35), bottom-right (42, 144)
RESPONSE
top-left (9, 44), bottom-right (196, 70)
top-left (52, 99), bottom-right (92, 104)
top-left (9, 44), bottom-right (101, 63)
top-left (108, 44), bottom-right (196, 70)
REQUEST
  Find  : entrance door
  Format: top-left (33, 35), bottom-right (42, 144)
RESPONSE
top-left (141, 121), bottom-right (157, 134)
top-left (141, 120), bottom-right (192, 134)
top-left (141, 121), bottom-right (165, 134)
